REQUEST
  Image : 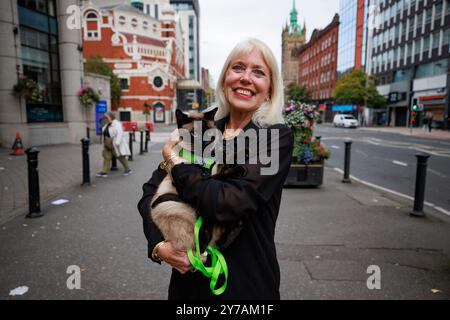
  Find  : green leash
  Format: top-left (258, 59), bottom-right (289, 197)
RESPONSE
top-left (179, 148), bottom-right (228, 295)
top-left (187, 218), bottom-right (228, 296)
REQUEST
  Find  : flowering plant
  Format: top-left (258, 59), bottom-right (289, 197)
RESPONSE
top-left (12, 76), bottom-right (43, 103)
top-left (77, 86), bottom-right (100, 107)
top-left (283, 101), bottom-right (331, 164)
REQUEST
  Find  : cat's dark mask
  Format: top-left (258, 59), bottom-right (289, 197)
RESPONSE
top-left (176, 108), bottom-right (218, 152)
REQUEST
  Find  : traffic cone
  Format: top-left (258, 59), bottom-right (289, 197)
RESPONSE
top-left (11, 132), bottom-right (25, 156)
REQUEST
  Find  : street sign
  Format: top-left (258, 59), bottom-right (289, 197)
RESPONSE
top-left (95, 100), bottom-right (108, 136)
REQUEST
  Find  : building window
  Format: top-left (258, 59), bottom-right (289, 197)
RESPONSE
top-left (394, 68), bottom-right (412, 82)
top-left (155, 4), bottom-right (159, 20)
top-left (153, 76), bottom-right (163, 88)
top-left (425, 8), bottom-right (432, 26)
top-left (432, 32), bottom-right (440, 50)
top-left (131, 18), bottom-right (138, 28)
top-left (423, 36), bottom-right (430, 55)
top-left (120, 78), bottom-right (129, 90)
top-left (18, 0), bottom-right (63, 123)
top-left (435, 3), bottom-right (443, 22)
top-left (416, 59), bottom-right (448, 78)
top-left (143, 21), bottom-right (148, 30)
top-left (118, 15), bottom-right (126, 25)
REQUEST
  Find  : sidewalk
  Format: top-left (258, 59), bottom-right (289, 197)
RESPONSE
top-left (357, 126), bottom-right (450, 141)
top-left (0, 138), bottom-right (449, 299)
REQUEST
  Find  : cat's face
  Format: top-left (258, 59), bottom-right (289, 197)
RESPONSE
top-left (176, 108), bottom-right (218, 152)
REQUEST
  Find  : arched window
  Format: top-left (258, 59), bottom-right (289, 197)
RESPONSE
top-left (84, 11), bottom-right (100, 40)
top-left (131, 18), bottom-right (138, 28)
top-left (118, 16), bottom-right (126, 25)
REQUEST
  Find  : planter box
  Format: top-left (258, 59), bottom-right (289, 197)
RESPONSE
top-left (284, 159), bottom-right (324, 187)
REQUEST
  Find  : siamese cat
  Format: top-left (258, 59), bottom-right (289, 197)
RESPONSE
top-left (150, 107), bottom-right (244, 253)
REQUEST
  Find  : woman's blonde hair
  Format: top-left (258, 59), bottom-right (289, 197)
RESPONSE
top-left (215, 38), bottom-right (285, 127)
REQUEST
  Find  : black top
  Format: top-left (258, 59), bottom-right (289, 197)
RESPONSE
top-left (103, 123), bottom-right (111, 138)
top-left (137, 117), bottom-right (293, 300)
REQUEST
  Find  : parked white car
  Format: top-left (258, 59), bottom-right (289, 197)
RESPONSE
top-left (333, 114), bottom-right (359, 128)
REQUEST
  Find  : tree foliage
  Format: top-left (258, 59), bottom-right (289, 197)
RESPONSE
top-left (84, 55), bottom-right (122, 105)
top-left (333, 69), bottom-right (386, 109)
top-left (286, 82), bottom-right (312, 103)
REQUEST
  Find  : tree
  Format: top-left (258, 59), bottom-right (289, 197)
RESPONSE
top-left (332, 69), bottom-right (386, 109)
top-left (286, 82), bottom-right (312, 103)
top-left (84, 55), bottom-right (122, 107)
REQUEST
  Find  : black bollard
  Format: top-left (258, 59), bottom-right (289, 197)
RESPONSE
top-left (26, 147), bottom-right (43, 218)
top-left (81, 138), bottom-right (91, 185)
top-left (342, 140), bottom-right (352, 183)
top-left (129, 132), bottom-right (133, 162)
top-left (86, 127), bottom-right (90, 139)
top-left (111, 155), bottom-right (118, 171)
top-left (144, 130), bottom-right (149, 153)
top-left (315, 136), bottom-right (322, 144)
top-left (139, 131), bottom-right (144, 155)
top-left (410, 153), bottom-right (431, 217)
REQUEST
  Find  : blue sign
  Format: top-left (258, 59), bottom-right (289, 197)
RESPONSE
top-left (332, 105), bottom-right (357, 112)
top-left (95, 101), bottom-right (108, 136)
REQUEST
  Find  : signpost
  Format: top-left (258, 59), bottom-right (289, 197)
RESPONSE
top-left (95, 100), bottom-right (108, 136)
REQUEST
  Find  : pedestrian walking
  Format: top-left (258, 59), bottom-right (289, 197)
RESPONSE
top-left (422, 114), bottom-right (429, 131)
top-left (138, 38), bottom-right (294, 300)
top-left (97, 111), bottom-right (132, 177)
top-left (426, 111), bottom-right (433, 133)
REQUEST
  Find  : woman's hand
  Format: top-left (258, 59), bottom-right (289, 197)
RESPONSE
top-left (157, 241), bottom-right (193, 274)
top-left (162, 130), bottom-right (181, 161)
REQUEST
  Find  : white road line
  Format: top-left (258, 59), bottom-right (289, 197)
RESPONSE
top-left (356, 150), bottom-right (369, 157)
top-left (332, 167), bottom-right (450, 218)
top-left (392, 160), bottom-right (408, 167)
top-left (331, 145), bottom-right (341, 149)
top-left (427, 168), bottom-right (447, 178)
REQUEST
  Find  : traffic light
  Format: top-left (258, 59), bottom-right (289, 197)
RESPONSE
top-left (412, 98), bottom-right (419, 111)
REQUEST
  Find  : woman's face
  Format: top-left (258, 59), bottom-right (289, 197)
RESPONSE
top-left (223, 49), bottom-right (271, 115)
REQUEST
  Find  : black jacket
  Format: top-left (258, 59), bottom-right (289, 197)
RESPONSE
top-left (137, 117), bottom-right (293, 300)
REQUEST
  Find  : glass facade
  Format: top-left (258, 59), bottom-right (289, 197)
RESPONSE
top-left (18, 0), bottom-right (62, 123)
top-left (337, 0), bottom-right (357, 77)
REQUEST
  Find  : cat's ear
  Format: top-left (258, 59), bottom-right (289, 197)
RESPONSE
top-left (203, 106), bottom-right (218, 121)
top-left (176, 109), bottom-right (189, 127)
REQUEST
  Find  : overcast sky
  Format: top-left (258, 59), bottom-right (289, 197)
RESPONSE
top-left (199, 0), bottom-right (339, 86)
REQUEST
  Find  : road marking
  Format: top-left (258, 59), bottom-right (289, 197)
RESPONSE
top-left (331, 145), bottom-right (341, 149)
top-left (332, 167), bottom-right (450, 218)
top-left (356, 150), bottom-right (369, 157)
top-left (392, 160), bottom-right (408, 167)
top-left (427, 168), bottom-right (447, 178)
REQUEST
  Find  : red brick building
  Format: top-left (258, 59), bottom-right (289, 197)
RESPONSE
top-left (297, 14), bottom-right (339, 118)
top-left (82, 2), bottom-right (185, 124)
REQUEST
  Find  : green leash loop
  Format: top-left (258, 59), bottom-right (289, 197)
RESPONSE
top-left (187, 217), bottom-right (228, 295)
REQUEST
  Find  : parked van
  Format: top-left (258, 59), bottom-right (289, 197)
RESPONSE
top-left (333, 114), bottom-right (359, 128)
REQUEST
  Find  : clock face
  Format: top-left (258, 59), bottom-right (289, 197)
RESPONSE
top-left (153, 76), bottom-right (163, 88)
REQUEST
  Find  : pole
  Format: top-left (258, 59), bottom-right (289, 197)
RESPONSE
top-left (26, 147), bottom-right (43, 218)
top-left (144, 130), bottom-right (149, 153)
top-left (139, 131), bottom-right (144, 155)
top-left (81, 138), bottom-right (91, 185)
top-left (410, 153), bottom-right (431, 217)
top-left (342, 140), bottom-right (352, 183)
top-left (129, 132), bottom-right (133, 162)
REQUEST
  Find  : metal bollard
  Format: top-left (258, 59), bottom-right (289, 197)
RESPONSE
top-left (144, 130), bottom-right (149, 153)
top-left (410, 153), bottom-right (431, 217)
top-left (81, 138), bottom-right (91, 185)
top-left (139, 131), bottom-right (144, 155)
top-left (86, 127), bottom-right (90, 139)
top-left (129, 132), bottom-right (133, 162)
top-left (315, 136), bottom-right (322, 144)
top-left (342, 140), bottom-right (352, 183)
top-left (26, 147), bottom-right (43, 218)
top-left (111, 155), bottom-right (118, 171)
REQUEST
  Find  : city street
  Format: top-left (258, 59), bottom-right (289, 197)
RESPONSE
top-left (316, 125), bottom-right (450, 218)
top-left (0, 131), bottom-right (449, 300)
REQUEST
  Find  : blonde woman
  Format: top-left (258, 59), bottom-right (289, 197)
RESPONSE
top-left (138, 39), bottom-right (293, 299)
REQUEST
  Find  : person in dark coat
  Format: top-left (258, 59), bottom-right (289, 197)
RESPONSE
top-left (137, 38), bottom-right (294, 300)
